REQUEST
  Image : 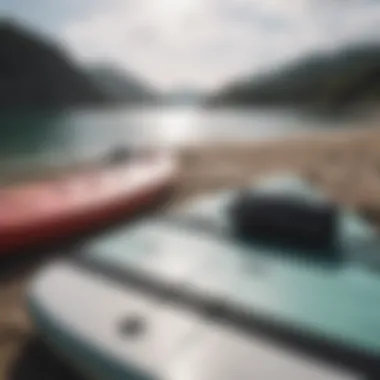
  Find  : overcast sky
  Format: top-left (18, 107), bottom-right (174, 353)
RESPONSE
top-left (2, 0), bottom-right (380, 90)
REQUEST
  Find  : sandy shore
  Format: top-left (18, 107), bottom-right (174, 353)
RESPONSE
top-left (2, 127), bottom-right (380, 379)
top-left (178, 128), bottom-right (380, 215)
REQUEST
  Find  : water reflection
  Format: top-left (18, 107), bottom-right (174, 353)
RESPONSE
top-left (0, 112), bottom-right (62, 158)
top-left (152, 107), bottom-right (203, 147)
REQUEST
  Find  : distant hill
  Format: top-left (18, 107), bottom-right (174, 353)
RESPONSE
top-left (0, 20), bottom-right (159, 109)
top-left (163, 88), bottom-right (204, 105)
top-left (87, 65), bottom-right (158, 105)
top-left (0, 20), bottom-right (106, 108)
top-left (209, 44), bottom-right (380, 110)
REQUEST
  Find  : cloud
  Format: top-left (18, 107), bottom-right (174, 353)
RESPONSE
top-left (60, 0), bottom-right (380, 90)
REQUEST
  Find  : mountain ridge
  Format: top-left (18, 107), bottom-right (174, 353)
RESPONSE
top-left (0, 20), bottom-right (158, 109)
top-left (209, 43), bottom-right (380, 110)
top-left (86, 64), bottom-right (158, 104)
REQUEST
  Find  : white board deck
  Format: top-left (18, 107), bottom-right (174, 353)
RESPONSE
top-left (28, 260), bottom-right (360, 380)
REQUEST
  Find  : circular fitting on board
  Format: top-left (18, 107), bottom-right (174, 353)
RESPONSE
top-left (118, 314), bottom-right (146, 339)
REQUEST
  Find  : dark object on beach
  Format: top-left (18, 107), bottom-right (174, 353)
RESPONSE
top-left (229, 192), bottom-right (338, 250)
top-left (107, 147), bottom-right (134, 164)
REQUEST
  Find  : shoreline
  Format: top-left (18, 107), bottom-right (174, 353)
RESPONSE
top-left (177, 127), bottom-right (380, 215)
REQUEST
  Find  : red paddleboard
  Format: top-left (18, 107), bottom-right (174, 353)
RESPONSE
top-left (0, 154), bottom-right (177, 254)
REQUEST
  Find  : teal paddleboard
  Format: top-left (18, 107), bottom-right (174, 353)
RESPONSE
top-left (27, 175), bottom-right (380, 379)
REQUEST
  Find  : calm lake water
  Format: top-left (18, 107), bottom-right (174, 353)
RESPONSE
top-left (0, 106), bottom-right (377, 173)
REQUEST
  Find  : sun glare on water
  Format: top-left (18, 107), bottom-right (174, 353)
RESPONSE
top-left (156, 108), bottom-right (203, 147)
